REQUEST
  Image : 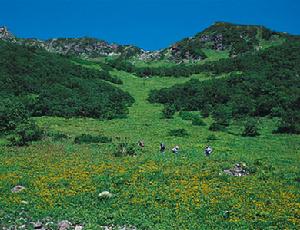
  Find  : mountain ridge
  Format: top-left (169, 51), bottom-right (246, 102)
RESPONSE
top-left (0, 22), bottom-right (294, 62)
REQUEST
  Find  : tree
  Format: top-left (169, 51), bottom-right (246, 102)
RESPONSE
top-left (0, 96), bottom-right (29, 132)
top-left (242, 118), bottom-right (259, 137)
top-left (162, 104), bottom-right (176, 119)
top-left (275, 110), bottom-right (300, 134)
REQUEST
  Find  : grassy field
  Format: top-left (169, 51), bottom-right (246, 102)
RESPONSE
top-left (0, 68), bottom-right (299, 229)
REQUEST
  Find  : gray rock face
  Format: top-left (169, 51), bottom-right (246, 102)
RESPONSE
top-left (0, 26), bottom-right (15, 40)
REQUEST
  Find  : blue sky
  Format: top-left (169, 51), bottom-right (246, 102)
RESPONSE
top-left (1, 0), bottom-right (299, 50)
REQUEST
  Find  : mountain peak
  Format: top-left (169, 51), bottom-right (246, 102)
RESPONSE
top-left (0, 26), bottom-right (15, 40)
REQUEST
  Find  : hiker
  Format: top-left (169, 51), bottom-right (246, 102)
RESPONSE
top-left (172, 145), bottom-right (179, 154)
top-left (160, 143), bottom-right (166, 153)
top-left (138, 140), bottom-right (145, 148)
top-left (204, 145), bottom-right (213, 156)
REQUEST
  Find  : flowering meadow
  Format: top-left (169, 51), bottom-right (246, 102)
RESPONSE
top-left (0, 72), bottom-right (299, 229)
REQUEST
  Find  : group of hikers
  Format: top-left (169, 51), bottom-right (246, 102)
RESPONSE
top-left (138, 140), bottom-right (213, 156)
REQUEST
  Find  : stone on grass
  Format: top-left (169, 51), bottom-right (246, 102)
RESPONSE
top-left (98, 191), bottom-right (113, 199)
top-left (223, 163), bottom-right (249, 177)
top-left (58, 220), bottom-right (72, 230)
top-left (32, 221), bottom-right (43, 229)
top-left (11, 185), bottom-right (26, 193)
top-left (75, 225), bottom-right (84, 230)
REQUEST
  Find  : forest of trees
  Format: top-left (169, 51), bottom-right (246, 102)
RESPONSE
top-left (148, 41), bottom-right (300, 134)
top-left (0, 41), bottom-right (134, 132)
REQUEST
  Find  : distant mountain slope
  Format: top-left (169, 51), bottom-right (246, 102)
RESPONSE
top-left (160, 22), bottom-right (289, 62)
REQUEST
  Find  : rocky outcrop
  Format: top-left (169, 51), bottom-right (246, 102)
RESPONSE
top-left (0, 26), bottom-right (144, 59)
top-left (0, 22), bottom-right (288, 62)
top-left (0, 26), bottom-right (15, 41)
top-left (19, 37), bottom-right (143, 58)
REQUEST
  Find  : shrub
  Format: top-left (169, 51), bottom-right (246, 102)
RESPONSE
top-left (179, 111), bottom-right (198, 120)
top-left (207, 134), bottom-right (218, 141)
top-left (212, 105), bottom-right (232, 127)
top-left (274, 110), bottom-right (300, 134)
top-left (168, 128), bottom-right (189, 137)
top-left (209, 122), bottom-right (226, 131)
top-left (192, 117), bottom-right (206, 126)
top-left (114, 142), bottom-right (139, 157)
top-left (162, 104), bottom-right (176, 119)
top-left (0, 96), bottom-right (29, 132)
top-left (48, 131), bottom-right (69, 141)
top-left (9, 120), bottom-right (43, 146)
top-left (74, 134), bottom-right (112, 144)
top-left (242, 118), bottom-right (260, 137)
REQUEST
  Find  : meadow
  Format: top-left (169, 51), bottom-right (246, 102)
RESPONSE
top-left (0, 69), bottom-right (299, 229)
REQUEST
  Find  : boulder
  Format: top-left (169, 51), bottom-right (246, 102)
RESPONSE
top-left (224, 163), bottom-right (249, 176)
top-left (58, 220), bottom-right (72, 230)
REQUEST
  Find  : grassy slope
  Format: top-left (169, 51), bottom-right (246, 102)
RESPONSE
top-left (0, 66), bottom-right (299, 229)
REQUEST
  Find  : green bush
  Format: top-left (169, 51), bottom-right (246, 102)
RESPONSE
top-left (192, 117), bottom-right (206, 126)
top-left (162, 105), bottom-right (176, 119)
top-left (74, 134), bottom-right (112, 144)
top-left (114, 142), bottom-right (139, 157)
top-left (207, 134), bottom-right (218, 141)
top-left (168, 128), bottom-right (189, 137)
top-left (201, 108), bottom-right (210, 118)
top-left (9, 120), bottom-right (43, 146)
top-left (179, 111), bottom-right (199, 121)
top-left (0, 96), bottom-right (29, 132)
top-left (274, 110), bottom-right (300, 134)
top-left (209, 122), bottom-right (226, 132)
top-left (48, 131), bottom-right (69, 141)
top-left (242, 118), bottom-right (260, 137)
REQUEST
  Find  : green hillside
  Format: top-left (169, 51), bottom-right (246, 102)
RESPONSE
top-left (0, 41), bottom-right (134, 121)
top-left (0, 24), bottom-right (299, 229)
top-left (149, 41), bottom-right (300, 134)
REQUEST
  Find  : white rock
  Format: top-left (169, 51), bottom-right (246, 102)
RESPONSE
top-left (98, 191), bottom-right (113, 198)
top-left (75, 225), bottom-right (83, 230)
top-left (58, 220), bottom-right (72, 230)
top-left (11, 185), bottom-right (26, 193)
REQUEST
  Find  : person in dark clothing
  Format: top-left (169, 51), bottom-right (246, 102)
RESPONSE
top-left (138, 140), bottom-right (145, 148)
top-left (172, 145), bottom-right (179, 154)
top-left (160, 143), bottom-right (166, 153)
top-left (204, 146), bottom-right (213, 156)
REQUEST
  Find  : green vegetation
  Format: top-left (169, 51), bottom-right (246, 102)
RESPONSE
top-left (0, 41), bottom-right (134, 120)
top-left (168, 128), bottom-right (189, 137)
top-left (242, 118), bottom-right (260, 137)
top-left (0, 71), bottom-right (299, 229)
top-left (191, 117), bottom-right (206, 126)
top-left (8, 120), bottom-right (44, 146)
top-left (162, 105), bottom-right (176, 119)
top-left (149, 41), bottom-right (300, 134)
top-left (74, 134), bottom-right (112, 144)
top-left (0, 24), bottom-right (299, 229)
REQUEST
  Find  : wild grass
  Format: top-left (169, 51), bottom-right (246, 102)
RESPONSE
top-left (0, 66), bottom-right (299, 229)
